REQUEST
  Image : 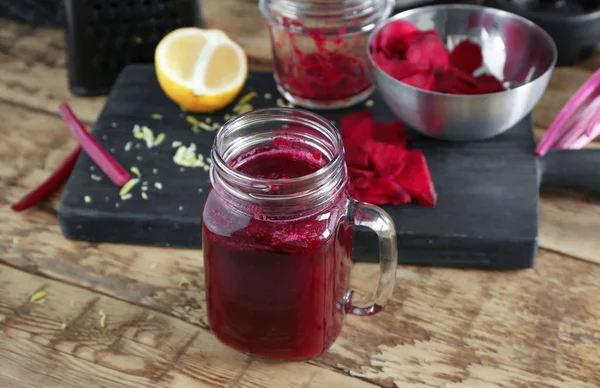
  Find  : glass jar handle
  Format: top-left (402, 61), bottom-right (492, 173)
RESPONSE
top-left (345, 199), bottom-right (398, 316)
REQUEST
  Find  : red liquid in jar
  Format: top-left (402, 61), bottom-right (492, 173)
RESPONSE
top-left (202, 145), bottom-right (353, 360)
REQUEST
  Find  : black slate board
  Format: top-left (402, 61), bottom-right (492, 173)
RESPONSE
top-left (58, 64), bottom-right (539, 269)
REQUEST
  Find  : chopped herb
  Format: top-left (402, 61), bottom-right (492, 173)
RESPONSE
top-left (133, 124), bottom-right (144, 139)
top-left (365, 99), bottom-right (375, 107)
top-left (121, 193), bottom-right (133, 200)
top-left (172, 141), bottom-right (183, 148)
top-left (154, 182), bottom-right (163, 190)
top-left (239, 91), bottom-right (257, 105)
top-left (133, 35), bottom-right (143, 44)
top-left (89, 166), bottom-right (96, 171)
top-left (141, 186), bottom-right (148, 191)
top-left (206, 158), bottom-right (213, 165)
top-left (141, 192), bottom-right (148, 200)
top-left (124, 141), bottom-right (133, 152)
top-left (198, 188), bottom-right (203, 193)
top-left (205, 117), bottom-right (212, 124)
top-left (179, 276), bottom-right (191, 287)
top-left (136, 156), bottom-right (143, 161)
top-left (184, 305), bottom-right (191, 312)
top-left (186, 115), bottom-right (200, 126)
top-left (12, 237), bottom-right (19, 246)
top-left (98, 311), bottom-right (107, 328)
top-left (119, 178), bottom-right (139, 196)
top-left (224, 113), bottom-right (232, 120)
top-left (203, 165), bottom-right (209, 171)
top-left (264, 93), bottom-right (272, 100)
top-left (154, 133), bottom-right (166, 146)
top-left (84, 195), bottom-right (92, 203)
top-left (30, 290), bottom-right (47, 303)
top-left (233, 103), bottom-right (253, 115)
top-left (151, 113), bottom-right (163, 120)
top-left (59, 322), bottom-right (68, 330)
top-left (152, 168), bottom-right (158, 174)
top-left (115, 203), bottom-right (120, 208)
top-left (130, 167), bottom-right (141, 177)
top-left (141, 126), bottom-right (154, 148)
top-left (90, 174), bottom-right (102, 181)
top-left (276, 98), bottom-right (294, 108)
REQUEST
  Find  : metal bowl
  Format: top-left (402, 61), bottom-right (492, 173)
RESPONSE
top-left (367, 4), bottom-right (558, 141)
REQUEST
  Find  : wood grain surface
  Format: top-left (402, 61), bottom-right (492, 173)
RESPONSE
top-left (1, 0), bottom-right (600, 386)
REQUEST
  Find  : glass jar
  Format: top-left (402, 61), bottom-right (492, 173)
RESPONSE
top-left (259, 0), bottom-right (395, 110)
top-left (202, 108), bottom-right (398, 360)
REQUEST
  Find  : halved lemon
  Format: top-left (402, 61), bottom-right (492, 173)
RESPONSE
top-left (155, 27), bottom-right (248, 113)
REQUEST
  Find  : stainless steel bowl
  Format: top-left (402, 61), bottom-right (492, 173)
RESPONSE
top-left (368, 4), bottom-right (558, 141)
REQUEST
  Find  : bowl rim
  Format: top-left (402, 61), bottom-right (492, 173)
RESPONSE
top-left (366, 3), bottom-right (558, 99)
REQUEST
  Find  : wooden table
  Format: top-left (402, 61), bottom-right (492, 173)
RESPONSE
top-left (2, 1), bottom-right (600, 387)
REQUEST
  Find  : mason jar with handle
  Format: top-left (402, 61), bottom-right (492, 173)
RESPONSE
top-left (202, 108), bottom-right (397, 360)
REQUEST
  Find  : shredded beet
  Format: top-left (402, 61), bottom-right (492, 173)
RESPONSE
top-left (341, 110), bottom-right (437, 207)
top-left (371, 22), bottom-right (505, 95)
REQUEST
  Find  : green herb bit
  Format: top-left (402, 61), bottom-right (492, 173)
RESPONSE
top-left (90, 174), bottom-right (102, 182)
top-left (99, 311), bottom-right (107, 328)
top-left (238, 91), bottom-right (257, 105)
top-left (84, 195), bottom-right (92, 203)
top-left (130, 167), bottom-right (141, 177)
top-left (178, 276), bottom-right (191, 287)
top-left (141, 192), bottom-right (148, 200)
top-left (151, 113), bottom-right (163, 120)
top-left (184, 305), bottom-right (191, 312)
top-left (59, 322), bottom-right (68, 330)
top-left (12, 237), bottom-right (19, 246)
top-left (154, 133), bottom-right (166, 146)
top-left (119, 178), bottom-right (139, 197)
top-left (30, 290), bottom-right (47, 303)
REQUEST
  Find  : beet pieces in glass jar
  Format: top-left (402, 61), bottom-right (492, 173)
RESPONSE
top-left (259, 0), bottom-right (394, 109)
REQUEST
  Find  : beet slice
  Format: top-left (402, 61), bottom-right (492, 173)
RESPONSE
top-left (404, 31), bottom-right (450, 70)
top-left (449, 39), bottom-right (483, 74)
top-left (402, 71), bottom-right (437, 91)
top-left (366, 140), bottom-right (407, 176)
top-left (377, 20), bottom-right (419, 57)
top-left (352, 176), bottom-right (411, 205)
top-left (340, 110), bottom-right (374, 140)
top-left (373, 120), bottom-right (408, 147)
top-left (372, 51), bottom-right (428, 81)
top-left (394, 150), bottom-right (437, 207)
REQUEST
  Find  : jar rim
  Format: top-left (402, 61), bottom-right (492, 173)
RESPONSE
top-left (211, 107), bottom-right (345, 199)
top-left (259, 0), bottom-right (395, 35)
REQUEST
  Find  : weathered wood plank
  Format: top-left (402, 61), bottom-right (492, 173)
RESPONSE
top-left (0, 265), bottom-right (377, 388)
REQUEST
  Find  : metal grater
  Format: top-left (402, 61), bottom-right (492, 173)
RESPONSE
top-left (64, 0), bottom-right (201, 96)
